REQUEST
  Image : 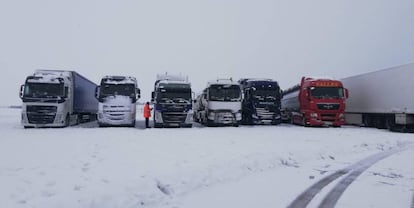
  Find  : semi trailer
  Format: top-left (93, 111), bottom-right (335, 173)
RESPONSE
top-left (19, 70), bottom-right (98, 128)
top-left (341, 63), bottom-right (414, 132)
top-left (151, 73), bottom-right (193, 128)
top-left (194, 78), bottom-right (242, 127)
top-left (95, 76), bottom-right (140, 127)
top-left (282, 77), bottom-right (348, 127)
top-left (239, 78), bottom-right (282, 125)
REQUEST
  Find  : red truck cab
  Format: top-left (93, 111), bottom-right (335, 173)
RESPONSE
top-left (282, 77), bottom-right (348, 127)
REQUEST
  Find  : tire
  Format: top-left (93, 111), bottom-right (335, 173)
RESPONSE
top-left (303, 116), bottom-right (310, 127)
top-left (130, 120), bottom-right (136, 128)
top-left (206, 119), bottom-right (215, 127)
top-left (153, 122), bottom-right (163, 128)
top-left (64, 114), bottom-right (70, 127)
top-left (183, 124), bottom-right (193, 128)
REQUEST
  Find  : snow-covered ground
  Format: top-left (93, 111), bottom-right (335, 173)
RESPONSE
top-left (0, 107), bottom-right (413, 208)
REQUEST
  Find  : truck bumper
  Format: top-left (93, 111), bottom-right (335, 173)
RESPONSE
top-left (305, 112), bottom-right (345, 127)
top-left (21, 111), bottom-right (67, 128)
top-left (97, 112), bottom-right (135, 126)
top-left (154, 111), bottom-right (193, 128)
top-left (208, 111), bottom-right (242, 125)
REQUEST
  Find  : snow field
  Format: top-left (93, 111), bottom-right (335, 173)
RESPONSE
top-left (0, 107), bottom-right (413, 208)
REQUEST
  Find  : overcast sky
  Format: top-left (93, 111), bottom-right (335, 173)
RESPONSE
top-left (1, 0), bottom-right (414, 105)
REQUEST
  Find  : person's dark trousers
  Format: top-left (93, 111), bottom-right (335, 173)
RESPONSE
top-left (145, 118), bottom-right (149, 128)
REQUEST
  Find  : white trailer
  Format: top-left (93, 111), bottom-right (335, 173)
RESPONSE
top-left (194, 79), bottom-right (242, 127)
top-left (341, 63), bottom-right (414, 132)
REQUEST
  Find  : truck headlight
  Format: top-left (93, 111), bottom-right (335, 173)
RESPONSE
top-left (208, 112), bottom-right (215, 120)
top-left (55, 114), bottom-right (62, 122)
top-left (236, 112), bottom-right (242, 119)
top-left (310, 113), bottom-right (318, 118)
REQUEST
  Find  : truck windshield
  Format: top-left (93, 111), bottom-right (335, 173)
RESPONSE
top-left (157, 84), bottom-right (192, 103)
top-left (209, 85), bottom-right (241, 101)
top-left (252, 89), bottom-right (280, 101)
top-left (23, 83), bottom-right (64, 98)
top-left (310, 87), bottom-right (344, 99)
top-left (101, 84), bottom-right (136, 97)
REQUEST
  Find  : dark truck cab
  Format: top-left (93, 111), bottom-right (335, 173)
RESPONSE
top-left (239, 79), bottom-right (282, 125)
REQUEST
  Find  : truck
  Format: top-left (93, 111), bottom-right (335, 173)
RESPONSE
top-left (95, 76), bottom-right (140, 127)
top-left (19, 70), bottom-right (98, 128)
top-left (281, 77), bottom-right (348, 127)
top-left (341, 63), bottom-right (414, 132)
top-left (239, 78), bottom-right (282, 125)
top-left (194, 78), bottom-right (242, 127)
top-left (151, 73), bottom-right (193, 128)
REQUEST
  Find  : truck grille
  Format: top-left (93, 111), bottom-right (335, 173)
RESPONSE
top-left (215, 112), bottom-right (235, 124)
top-left (256, 107), bottom-right (275, 120)
top-left (162, 112), bottom-right (187, 123)
top-left (317, 103), bottom-right (340, 110)
top-left (27, 105), bottom-right (57, 124)
top-left (321, 114), bottom-right (336, 121)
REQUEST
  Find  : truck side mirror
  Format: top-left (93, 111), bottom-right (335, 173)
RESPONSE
top-left (151, 91), bottom-right (155, 99)
top-left (64, 87), bottom-right (69, 98)
top-left (136, 88), bottom-right (141, 99)
top-left (345, 88), bottom-right (349, 98)
top-left (95, 86), bottom-right (100, 99)
top-left (19, 85), bottom-right (24, 99)
top-left (305, 89), bottom-right (311, 101)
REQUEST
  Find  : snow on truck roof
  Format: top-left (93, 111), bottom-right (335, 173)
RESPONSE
top-left (27, 70), bottom-right (71, 83)
top-left (102, 76), bottom-right (137, 85)
top-left (207, 78), bottom-right (238, 86)
top-left (156, 73), bottom-right (188, 82)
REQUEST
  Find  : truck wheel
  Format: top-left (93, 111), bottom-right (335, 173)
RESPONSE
top-left (206, 119), bottom-right (215, 127)
top-left (183, 124), bottom-right (193, 128)
top-left (64, 114), bottom-right (70, 127)
top-left (303, 117), bottom-right (310, 127)
top-left (154, 123), bottom-right (162, 128)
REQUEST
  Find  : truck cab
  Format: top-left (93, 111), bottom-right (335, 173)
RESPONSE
top-left (194, 79), bottom-right (242, 127)
top-left (239, 79), bottom-right (282, 125)
top-left (282, 77), bottom-right (348, 127)
top-left (95, 76), bottom-right (140, 127)
top-left (152, 74), bottom-right (193, 128)
top-left (19, 70), bottom-right (98, 128)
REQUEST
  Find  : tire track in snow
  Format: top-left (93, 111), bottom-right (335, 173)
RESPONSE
top-left (286, 170), bottom-right (348, 208)
top-left (287, 146), bottom-right (409, 208)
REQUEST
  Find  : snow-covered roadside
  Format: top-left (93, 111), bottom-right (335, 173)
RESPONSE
top-left (0, 107), bottom-right (413, 208)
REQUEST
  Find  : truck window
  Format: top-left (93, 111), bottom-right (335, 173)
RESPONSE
top-left (101, 84), bottom-right (136, 97)
top-left (310, 87), bottom-right (344, 99)
top-left (209, 85), bottom-right (241, 101)
top-left (24, 83), bottom-right (65, 98)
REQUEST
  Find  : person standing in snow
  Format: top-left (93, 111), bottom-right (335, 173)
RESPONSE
top-left (143, 102), bottom-right (152, 128)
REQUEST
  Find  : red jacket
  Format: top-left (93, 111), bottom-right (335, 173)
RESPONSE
top-left (143, 104), bottom-right (151, 118)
